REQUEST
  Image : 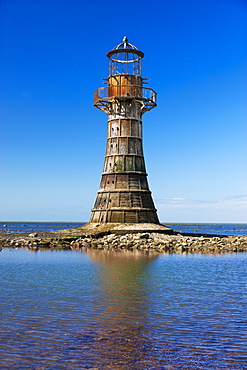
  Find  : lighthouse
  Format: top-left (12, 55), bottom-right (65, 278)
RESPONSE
top-left (89, 38), bottom-right (172, 233)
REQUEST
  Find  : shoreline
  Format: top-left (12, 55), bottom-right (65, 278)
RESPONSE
top-left (1, 225), bottom-right (247, 254)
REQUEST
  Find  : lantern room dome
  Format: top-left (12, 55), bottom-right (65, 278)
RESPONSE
top-left (107, 36), bottom-right (144, 59)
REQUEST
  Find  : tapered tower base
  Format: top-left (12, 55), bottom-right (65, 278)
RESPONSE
top-left (80, 222), bottom-right (173, 235)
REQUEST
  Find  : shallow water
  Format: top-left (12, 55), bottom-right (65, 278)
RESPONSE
top-left (0, 249), bottom-right (246, 369)
top-left (166, 223), bottom-right (247, 236)
top-left (1, 222), bottom-right (247, 236)
top-left (0, 222), bottom-right (85, 234)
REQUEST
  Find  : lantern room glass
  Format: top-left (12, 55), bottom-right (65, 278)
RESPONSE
top-left (108, 51), bottom-right (142, 76)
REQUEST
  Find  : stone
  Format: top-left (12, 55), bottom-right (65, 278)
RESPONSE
top-left (81, 241), bottom-right (91, 248)
top-left (29, 233), bottom-right (38, 238)
top-left (140, 233), bottom-right (150, 239)
top-left (70, 242), bottom-right (80, 250)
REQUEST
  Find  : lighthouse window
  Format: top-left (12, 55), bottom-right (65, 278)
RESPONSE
top-left (109, 199), bottom-right (112, 203)
top-left (109, 163), bottom-right (112, 167)
top-left (112, 181), bottom-right (114, 184)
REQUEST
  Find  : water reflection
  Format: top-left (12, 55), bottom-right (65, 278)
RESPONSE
top-left (1, 249), bottom-right (246, 369)
top-left (82, 249), bottom-right (160, 368)
top-left (78, 250), bottom-right (247, 369)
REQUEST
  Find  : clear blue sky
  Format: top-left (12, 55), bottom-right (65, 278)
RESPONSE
top-left (1, 0), bottom-right (246, 223)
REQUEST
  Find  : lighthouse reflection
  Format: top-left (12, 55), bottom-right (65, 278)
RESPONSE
top-left (84, 249), bottom-right (159, 367)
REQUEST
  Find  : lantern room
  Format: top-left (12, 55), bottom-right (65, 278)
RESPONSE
top-left (107, 36), bottom-right (144, 77)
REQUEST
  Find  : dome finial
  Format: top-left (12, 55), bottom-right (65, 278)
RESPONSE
top-left (123, 36), bottom-right (128, 47)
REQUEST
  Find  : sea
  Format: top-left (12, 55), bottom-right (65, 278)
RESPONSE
top-left (1, 221), bottom-right (247, 236)
top-left (0, 223), bottom-right (246, 369)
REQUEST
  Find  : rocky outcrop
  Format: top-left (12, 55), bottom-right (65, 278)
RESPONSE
top-left (1, 232), bottom-right (247, 254)
top-left (70, 233), bottom-right (247, 254)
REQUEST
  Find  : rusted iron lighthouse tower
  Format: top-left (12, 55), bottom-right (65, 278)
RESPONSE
top-left (89, 38), bottom-right (170, 233)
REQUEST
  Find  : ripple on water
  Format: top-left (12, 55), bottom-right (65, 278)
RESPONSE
top-left (0, 249), bottom-right (246, 369)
